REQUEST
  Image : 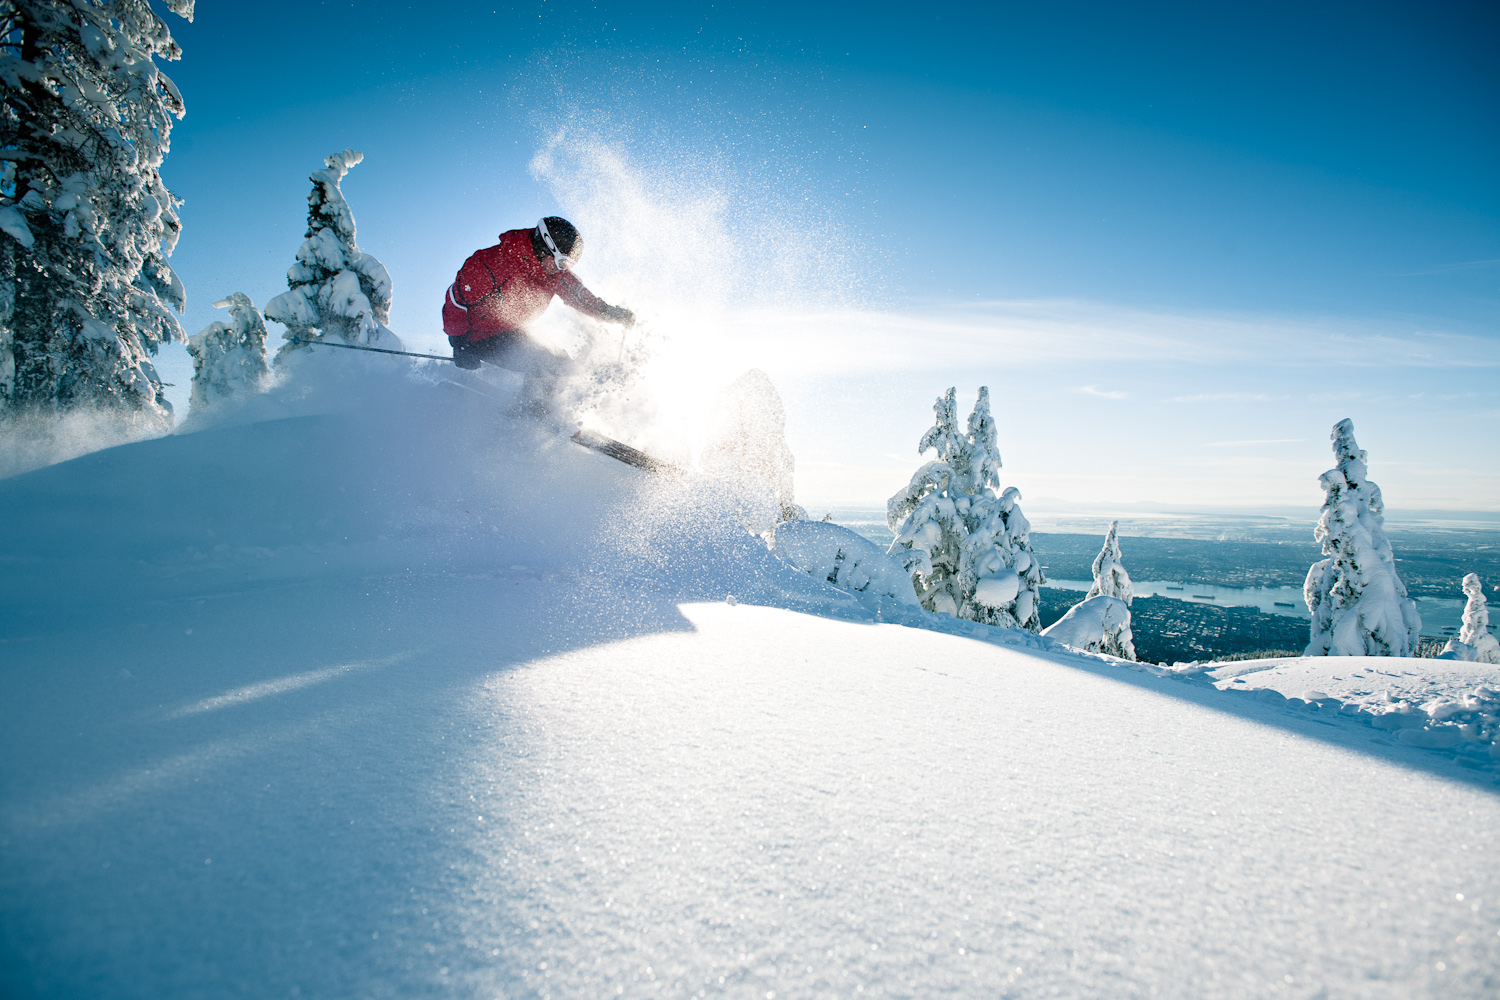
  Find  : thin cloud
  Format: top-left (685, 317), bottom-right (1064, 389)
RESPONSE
top-left (1170, 392), bottom-right (1278, 403)
top-left (1391, 258), bottom-right (1500, 277)
top-left (708, 299), bottom-right (1500, 377)
top-left (1079, 385), bottom-right (1129, 400)
top-left (1204, 438), bottom-right (1307, 448)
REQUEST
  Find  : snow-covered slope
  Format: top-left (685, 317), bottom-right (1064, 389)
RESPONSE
top-left (1205, 656), bottom-right (1500, 750)
top-left (3, 360), bottom-right (1500, 998)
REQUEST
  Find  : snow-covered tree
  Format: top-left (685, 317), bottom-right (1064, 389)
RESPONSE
top-left (1045, 523), bottom-right (1137, 659)
top-left (1041, 594), bottom-right (1136, 660)
top-left (700, 368), bottom-right (802, 533)
top-left (887, 387), bottom-right (968, 615)
top-left (267, 149), bottom-right (399, 359)
top-left (185, 292), bottom-right (268, 414)
top-left (1441, 574), bottom-right (1500, 664)
top-left (1303, 419), bottom-right (1421, 657)
top-left (960, 486), bottom-right (1044, 629)
top-left (770, 519), bottom-right (918, 606)
top-left (955, 387), bottom-right (1045, 630)
top-left (0, 0), bottom-right (193, 425)
top-left (1086, 520), bottom-right (1133, 605)
top-left (888, 387), bottom-right (1044, 629)
top-left (1458, 574), bottom-right (1500, 663)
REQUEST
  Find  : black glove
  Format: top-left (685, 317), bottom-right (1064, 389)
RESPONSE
top-left (607, 305), bottom-right (635, 327)
top-left (451, 339), bottom-right (482, 369)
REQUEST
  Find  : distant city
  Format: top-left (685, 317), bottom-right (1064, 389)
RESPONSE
top-left (818, 504), bottom-right (1500, 664)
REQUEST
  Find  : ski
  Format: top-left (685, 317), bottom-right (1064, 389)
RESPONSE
top-left (434, 372), bottom-right (678, 476)
top-left (570, 429), bottom-right (686, 478)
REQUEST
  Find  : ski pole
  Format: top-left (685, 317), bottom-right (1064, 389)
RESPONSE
top-left (287, 337), bottom-right (453, 363)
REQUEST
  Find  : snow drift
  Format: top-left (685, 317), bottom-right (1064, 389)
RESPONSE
top-left (769, 519), bottom-right (918, 606)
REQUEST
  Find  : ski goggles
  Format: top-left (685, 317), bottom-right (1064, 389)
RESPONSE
top-left (536, 218), bottom-right (574, 272)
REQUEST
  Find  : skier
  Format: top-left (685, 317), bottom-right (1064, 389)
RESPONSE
top-left (442, 217), bottom-right (635, 372)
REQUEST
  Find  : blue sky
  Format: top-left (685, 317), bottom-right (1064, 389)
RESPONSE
top-left (153, 0), bottom-right (1498, 508)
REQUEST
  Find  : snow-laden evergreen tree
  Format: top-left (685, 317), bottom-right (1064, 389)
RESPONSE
top-left (888, 387), bottom-right (1044, 628)
top-left (1303, 419), bottom-right (1421, 657)
top-left (1086, 520), bottom-right (1133, 605)
top-left (185, 292), bottom-right (268, 414)
top-left (1459, 574), bottom-right (1500, 663)
top-left (961, 484), bottom-right (1044, 629)
top-left (887, 387), bottom-right (968, 616)
top-left (957, 388), bottom-right (1044, 629)
top-left (267, 149), bottom-right (399, 359)
top-left (701, 368), bottom-right (803, 533)
top-left (1041, 594), bottom-right (1136, 660)
top-left (0, 0), bottom-right (193, 425)
top-left (1441, 574), bottom-right (1500, 664)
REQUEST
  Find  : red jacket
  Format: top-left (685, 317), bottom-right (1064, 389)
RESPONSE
top-left (442, 229), bottom-right (613, 341)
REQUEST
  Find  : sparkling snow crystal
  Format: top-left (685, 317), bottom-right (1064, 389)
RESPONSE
top-left (267, 150), bottom-right (400, 357)
top-left (1303, 418), bottom-right (1421, 657)
top-left (887, 387), bottom-right (1044, 629)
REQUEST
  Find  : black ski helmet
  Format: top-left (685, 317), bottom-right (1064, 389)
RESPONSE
top-left (531, 216), bottom-right (583, 264)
